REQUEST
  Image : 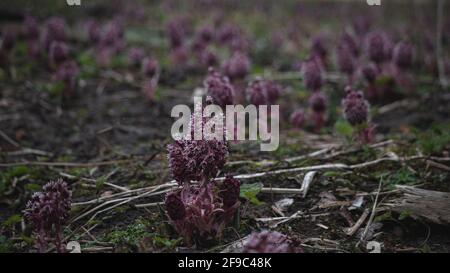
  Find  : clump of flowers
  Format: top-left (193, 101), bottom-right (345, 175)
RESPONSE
top-left (311, 34), bottom-right (328, 67)
top-left (308, 91), bottom-right (328, 133)
top-left (52, 60), bottom-right (79, 96)
top-left (127, 47), bottom-right (145, 67)
top-left (42, 17), bottom-right (67, 51)
top-left (243, 231), bottom-right (301, 253)
top-left (49, 41), bottom-right (69, 68)
top-left (203, 68), bottom-right (235, 108)
top-left (246, 78), bottom-right (281, 106)
top-left (290, 109), bottom-right (305, 129)
top-left (303, 59), bottom-right (323, 92)
top-left (392, 41), bottom-right (414, 89)
top-left (341, 88), bottom-right (375, 144)
top-left (94, 19), bottom-right (125, 67)
top-left (366, 31), bottom-right (390, 68)
top-left (85, 20), bottom-right (101, 44)
top-left (141, 57), bottom-right (160, 102)
top-left (222, 51), bottom-right (251, 81)
top-left (24, 179), bottom-right (71, 253)
top-left (337, 43), bottom-right (356, 86)
top-left (23, 15), bottom-right (41, 58)
top-left (199, 49), bottom-right (218, 68)
top-left (165, 109), bottom-right (240, 247)
top-left (167, 17), bottom-right (187, 49)
top-left (393, 42), bottom-right (413, 70)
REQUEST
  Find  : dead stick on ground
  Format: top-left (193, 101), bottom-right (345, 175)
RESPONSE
top-left (345, 208), bottom-right (370, 236)
top-left (300, 171), bottom-right (317, 198)
top-left (357, 177), bottom-right (383, 246)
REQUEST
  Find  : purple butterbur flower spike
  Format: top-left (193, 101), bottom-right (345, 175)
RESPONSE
top-left (393, 41), bottom-right (414, 70)
top-left (204, 68), bottom-right (235, 109)
top-left (303, 59), bottom-right (323, 92)
top-left (53, 60), bottom-right (79, 96)
top-left (49, 41), bottom-right (69, 68)
top-left (24, 179), bottom-right (71, 253)
top-left (42, 17), bottom-right (67, 51)
top-left (222, 51), bottom-right (251, 81)
top-left (165, 107), bottom-right (240, 246)
top-left (337, 44), bottom-right (356, 86)
top-left (308, 91), bottom-right (328, 133)
top-left (341, 87), bottom-right (375, 144)
top-left (290, 109), bottom-right (305, 129)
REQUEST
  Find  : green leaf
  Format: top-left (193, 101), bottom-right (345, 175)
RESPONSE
top-left (334, 119), bottom-right (354, 138)
top-left (399, 210), bottom-right (412, 221)
top-left (240, 182), bottom-right (264, 205)
top-left (2, 214), bottom-right (22, 227)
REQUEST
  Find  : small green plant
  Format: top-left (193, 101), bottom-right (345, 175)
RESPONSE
top-left (414, 124), bottom-right (450, 155)
top-left (240, 182), bottom-right (264, 205)
top-left (385, 168), bottom-right (418, 190)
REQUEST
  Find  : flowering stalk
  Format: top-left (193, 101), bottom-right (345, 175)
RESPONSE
top-left (165, 111), bottom-right (240, 247)
top-left (308, 91), bottom-right (328, 133)
top-left (342, 88), bottom-right (375, 144)
top-left (24, 179), bottom-right (71, 253)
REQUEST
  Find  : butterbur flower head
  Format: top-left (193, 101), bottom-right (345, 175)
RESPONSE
top-left (170, 46), bottom-right (189, 66)
top-left (265, 80), bottom-right (281, 104)
top-left (24, 179), bottom-right (71, 253)
top-left (230, 35), bottom-right (250, 53)
top-left (342, 88), bottom-right (370, 126)
top-left (165, 192), bottom-right (186, 220)
top-left (341, 32), bottom-right (359, 57)
top-left (218, 23), bottom-right (239, 44)
top-left (393, 41), bottom-right (413, 70)
top-left (53, 61), bottom-right (79, 94)
top-left (309, 91), bottom-right (327, 113)
top-left (337, 44), bottom-right (356, 76)
top-left (243, 231), bottom-right (298, 253)
top-left (43, 17), bottom-right (67, 50)
top-left (246, 79), bottom-right (281, 106)
top-left (222, 51), bottom-right (251, 80)
top-left (220, 176), bottom-right (241, 208)
top-left (366, 31), bottom-right (388, 64)
top-left (167, 134), bottom-right (228, 184)
top-left (199, 49), bottom-right (218, 68)
top-left (362, 63), bottom-right (378, 83)
top-left (101, 21), bottom-right (123, 46)
top-left (290, 109), bottom-right (305, 128)
top-left (204, 68), bottom-right (235, 108)
top-left (23, 15), bottom-right (40, 40)
top-left (167, 18), bottom-right (186, 49)
top-left (128, 47), bottom-right (145, 67)
top-left (142, 57), bottom-right (159, 78)
top-left (246, 79), bottom-right (266, 106)
top-left (303, 59), bottom-right (323, 92)
top-left (311, 34), bottom-right (328, 60)
top-left (85, 20), bottom-right (101, 44)
top-left (49, 41), bottom-right (69, 67)
top-left (198, 26), bottom-right (214, 44)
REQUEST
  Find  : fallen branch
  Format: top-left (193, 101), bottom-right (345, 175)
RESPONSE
top-left (388, 185), bottom-right (450, 225)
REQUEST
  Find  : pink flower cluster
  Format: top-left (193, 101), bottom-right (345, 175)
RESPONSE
top-left (165, 114), bottom-right (240, 246)
top-left (24, 179), bottom-right (71, 253)
top-left (341, 88), bottom-right (375, 144)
